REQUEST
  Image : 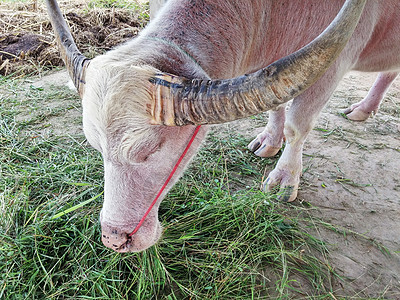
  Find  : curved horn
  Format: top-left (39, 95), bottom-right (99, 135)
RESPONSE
top-left (150, 0), bottom-right (367, 126)
top-left (45, 0), bottom-right (90, 96)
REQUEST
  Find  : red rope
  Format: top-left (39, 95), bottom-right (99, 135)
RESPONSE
top-left (128, 125), bottom-right (202, 237)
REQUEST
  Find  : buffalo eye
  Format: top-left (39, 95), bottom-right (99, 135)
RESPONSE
top-left (133, 139), bottom-right (164, 163)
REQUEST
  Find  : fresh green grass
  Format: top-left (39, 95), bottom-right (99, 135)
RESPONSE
top-left (0, 75), bottom-right (336, 299)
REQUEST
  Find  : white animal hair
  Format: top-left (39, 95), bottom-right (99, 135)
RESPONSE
top-left (82, 56), bottom-right (162, 164)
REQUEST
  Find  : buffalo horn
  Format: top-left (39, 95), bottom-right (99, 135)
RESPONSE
top-left (150, 0), bottom-right (367, 126)
top-left (45, 0), bottom-right (90, 96)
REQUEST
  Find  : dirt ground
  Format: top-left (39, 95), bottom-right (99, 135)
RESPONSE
top-left (301, 73), bottom-right (400, 298)
top-left (228, 71), bottom-right (400, 298)
top-left (2, 0), bottom-right (400, 298)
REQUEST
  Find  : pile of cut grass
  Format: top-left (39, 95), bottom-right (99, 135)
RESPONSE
top-left (0, 0), bottom-right (149, 77)
top-left (0, 75), bottom-right (334, 298)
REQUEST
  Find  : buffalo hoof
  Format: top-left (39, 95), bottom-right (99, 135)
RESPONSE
top-left (248, 135), bottom-right (282, 157)
top-left (262, 169), bottom-right (299, 202)
top-left (263, 183), bottom-right (297, 202)
top-left (343, 104), bottom-right (374, 121)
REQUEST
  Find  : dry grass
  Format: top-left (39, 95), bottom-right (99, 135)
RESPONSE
top-left (0, 0), bottom-right (149, 76)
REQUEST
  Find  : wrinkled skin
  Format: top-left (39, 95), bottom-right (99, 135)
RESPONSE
top-left (80, 0), bottom-right (400, 251)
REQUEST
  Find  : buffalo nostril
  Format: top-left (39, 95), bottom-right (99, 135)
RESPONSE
top-left (101, 220), bottom-right (161, 252)
top-left (101, 228), bottom-right (131, 252)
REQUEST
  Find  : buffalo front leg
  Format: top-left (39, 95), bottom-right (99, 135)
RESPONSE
top-left (343, 71), bottom-right (399, 121)
top-left (263, 71), bottom-right (341, 202)
top-left (248, 105), bottom-right (286, 157)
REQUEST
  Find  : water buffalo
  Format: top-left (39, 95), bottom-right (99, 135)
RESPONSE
top-left (46, 0), bottom-right (400, 252)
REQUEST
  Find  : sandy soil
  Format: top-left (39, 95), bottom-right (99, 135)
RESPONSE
top-left (302, 72), bottom-right (400, 298)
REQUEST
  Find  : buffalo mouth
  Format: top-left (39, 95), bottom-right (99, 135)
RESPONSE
top-left (100, 218), bottom-right (162, 252)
